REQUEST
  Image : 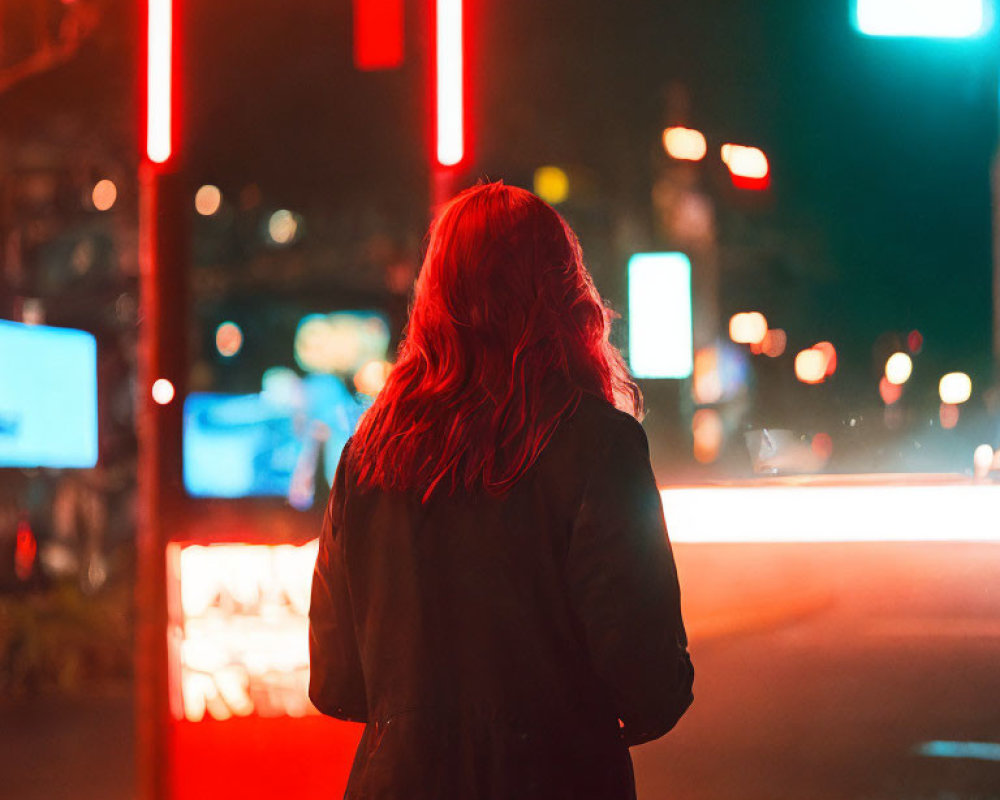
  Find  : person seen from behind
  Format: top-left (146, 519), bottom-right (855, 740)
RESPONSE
top-left (309, 181), bottom-right (694, 799)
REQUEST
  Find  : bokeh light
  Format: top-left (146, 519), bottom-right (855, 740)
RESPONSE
top-left (885, 352), bottom-right (912, 385)
top-left (195, 184), bottom-right (222, 216)
top-left (973, 444), bottom-right (994, 475)
top-left (939, 372), bottom-right (971, 405)
top-left (721, 144), bottom-right (769, 178)
top-left (152, 378), bottom-right (175, 405)
top-left (813, 341), bottom-right (837, 377)
top-left (907, 329), bottom-right (923, 354)
top-left (533, 166), bottom-right (570, 204)
top-left (939, 402), bottom-right (960, 430)
top-left (692, 408), bottom-right (723, 464)
top-left (811, 432), bottom-right (833, 461)
top-left (729, 312), bottom-right (768, 345)
top-left (268, 210), bottom-right (299, 245)
top-left (761, 328), bottom-right (787, 358)
top-left (663, 126), bottom-right (707, 161)
top-left (879, 375), bottom-right (902, 405)
top-left (92, 179), bottom-right (117, 211)
top-left (354, 360), bottom-right (393, 396)
top-left (795, 348), bottom-right (827, 384)
top-left (215, 321), bottom-right (243, 358)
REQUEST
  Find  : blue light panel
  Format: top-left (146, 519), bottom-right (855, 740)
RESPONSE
top-left (0, 320), bottom-right (98, 468)
top-left (852, 0), bottom-right (988, 38)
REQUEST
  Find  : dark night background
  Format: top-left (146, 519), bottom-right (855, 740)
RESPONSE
top-left (1, 0), bottom-right (998, 463)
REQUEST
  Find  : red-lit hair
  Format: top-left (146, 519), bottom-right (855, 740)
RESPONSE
top-left (349, 181), bottom-right (643, 503)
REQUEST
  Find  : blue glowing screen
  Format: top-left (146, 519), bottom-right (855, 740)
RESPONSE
top-left (183, 371), bottom-right (367, 509)
top-left (0, 320), bottom-right (98, 469)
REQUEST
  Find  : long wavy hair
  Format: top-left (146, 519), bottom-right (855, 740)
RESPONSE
top-left (348, 181), bottom-right (643, 504)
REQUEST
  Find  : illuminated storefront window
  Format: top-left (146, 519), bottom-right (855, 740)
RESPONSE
top-left (167, 541), bottom-right (320, 722)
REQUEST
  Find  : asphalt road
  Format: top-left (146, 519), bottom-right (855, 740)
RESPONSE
top-left (3, 541), bottom-right (1000, 799)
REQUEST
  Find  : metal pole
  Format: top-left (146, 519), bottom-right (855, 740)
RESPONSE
top-left (135, 162), bottom-right (188, 800)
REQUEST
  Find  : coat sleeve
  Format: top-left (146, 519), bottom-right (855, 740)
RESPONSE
top-left (565, 415), bottom-right (694, 747)
top-left (308, 440), bottom-right (368, 722)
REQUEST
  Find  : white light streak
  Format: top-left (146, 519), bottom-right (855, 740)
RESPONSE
top-left (662, 478), bottom-right (1000, 543)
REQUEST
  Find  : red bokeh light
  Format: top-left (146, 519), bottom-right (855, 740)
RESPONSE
top-left (353, 0), bottom-right (405, 70)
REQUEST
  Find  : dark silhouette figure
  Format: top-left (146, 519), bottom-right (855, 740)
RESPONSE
top-left (309, 182), bottom-right (693, 799)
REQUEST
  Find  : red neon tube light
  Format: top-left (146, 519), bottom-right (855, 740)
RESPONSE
top-left (435, 0), bottom-right (464, 167)
top-left (147, 0), bottom-right (173, 164)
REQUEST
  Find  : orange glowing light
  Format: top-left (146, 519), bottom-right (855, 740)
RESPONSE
top-left (879, 375), bottom-right (903, 405)
top-left (215, 322), bottom-right (243, 358)
top-left (811, 432), bottom-right (833, 461)
top-left (146, 0), bottom-right (173, 164)
top-left (435, 0), bottom-right (464, 167)
top-left (939, 402), bottom-right (960, 429)
top-left (195, 185), bottom-right (222, 216)
top-left (795, 348), bottom-right (826, 384)
top-left (168, 542), bottom-right (321, 722)
top-left (729, 312), bottom-right (768, 345)
top-left (692, 347), bottom-right (723, 405)
top-left (813, 341), bottom-right (837, 377)
top-left (663, 127), bottom-right (707, 161)
top-left (152, 378), bottom-right (175, 405)
top-left (692, 408), bottom-right (723, 464)
top-left (91, 179), bottom-right (117, 211)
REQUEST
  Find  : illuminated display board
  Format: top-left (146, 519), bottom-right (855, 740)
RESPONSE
top-left (168, 541), bottom-right (321, 722)
top-left (627, 252), bottom-right (694, 379)
top-left (183, 371), bottom-right (366, 507)
top-left (0, 320), bottom-right (98, 468)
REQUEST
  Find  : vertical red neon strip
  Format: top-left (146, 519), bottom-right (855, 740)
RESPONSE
top-left (354, 0), bottom-right (405, 70)
top-left (147, 0), bottom-right (172, 164)
top-left (435, 0), bottom-right (464, 167)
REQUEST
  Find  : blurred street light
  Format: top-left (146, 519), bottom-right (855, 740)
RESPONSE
top-left (939, 372), bottom-right (972, 404)
top-left (195, 185), bottom-right (222, 216)
top-left (885, 352), bottom-right (913, 384)
top-left (533, 166), bottom-right (569, 204)
top-left (663, 126), bottom-right (707, 161)
top-left (721, 143), bottom-right (770, 190)
top-left (795, 348), bottom-right (827, 384)
top-left (92, 179), bottom-right (117, 211)
top-left (151, 378), bottom-right (175, 405)
top-left (728, 311), bottom-right (767, 345)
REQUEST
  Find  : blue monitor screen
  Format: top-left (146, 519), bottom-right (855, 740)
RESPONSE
top-left (0, 320), bottom-right (98, 469)
top-left (183, 371), bottom-right (367, 509)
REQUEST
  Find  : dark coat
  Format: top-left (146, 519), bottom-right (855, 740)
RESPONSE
top-left (308, 392), bottom-right (694, 799)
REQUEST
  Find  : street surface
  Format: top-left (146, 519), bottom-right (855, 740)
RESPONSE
top-left (3, 541), bottom-right (999, 799)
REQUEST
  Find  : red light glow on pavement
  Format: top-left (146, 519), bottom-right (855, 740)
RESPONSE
top-left (435, 0), bottom-right (464, 166)
top-left (146, 0), bottom-right (172, 164)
